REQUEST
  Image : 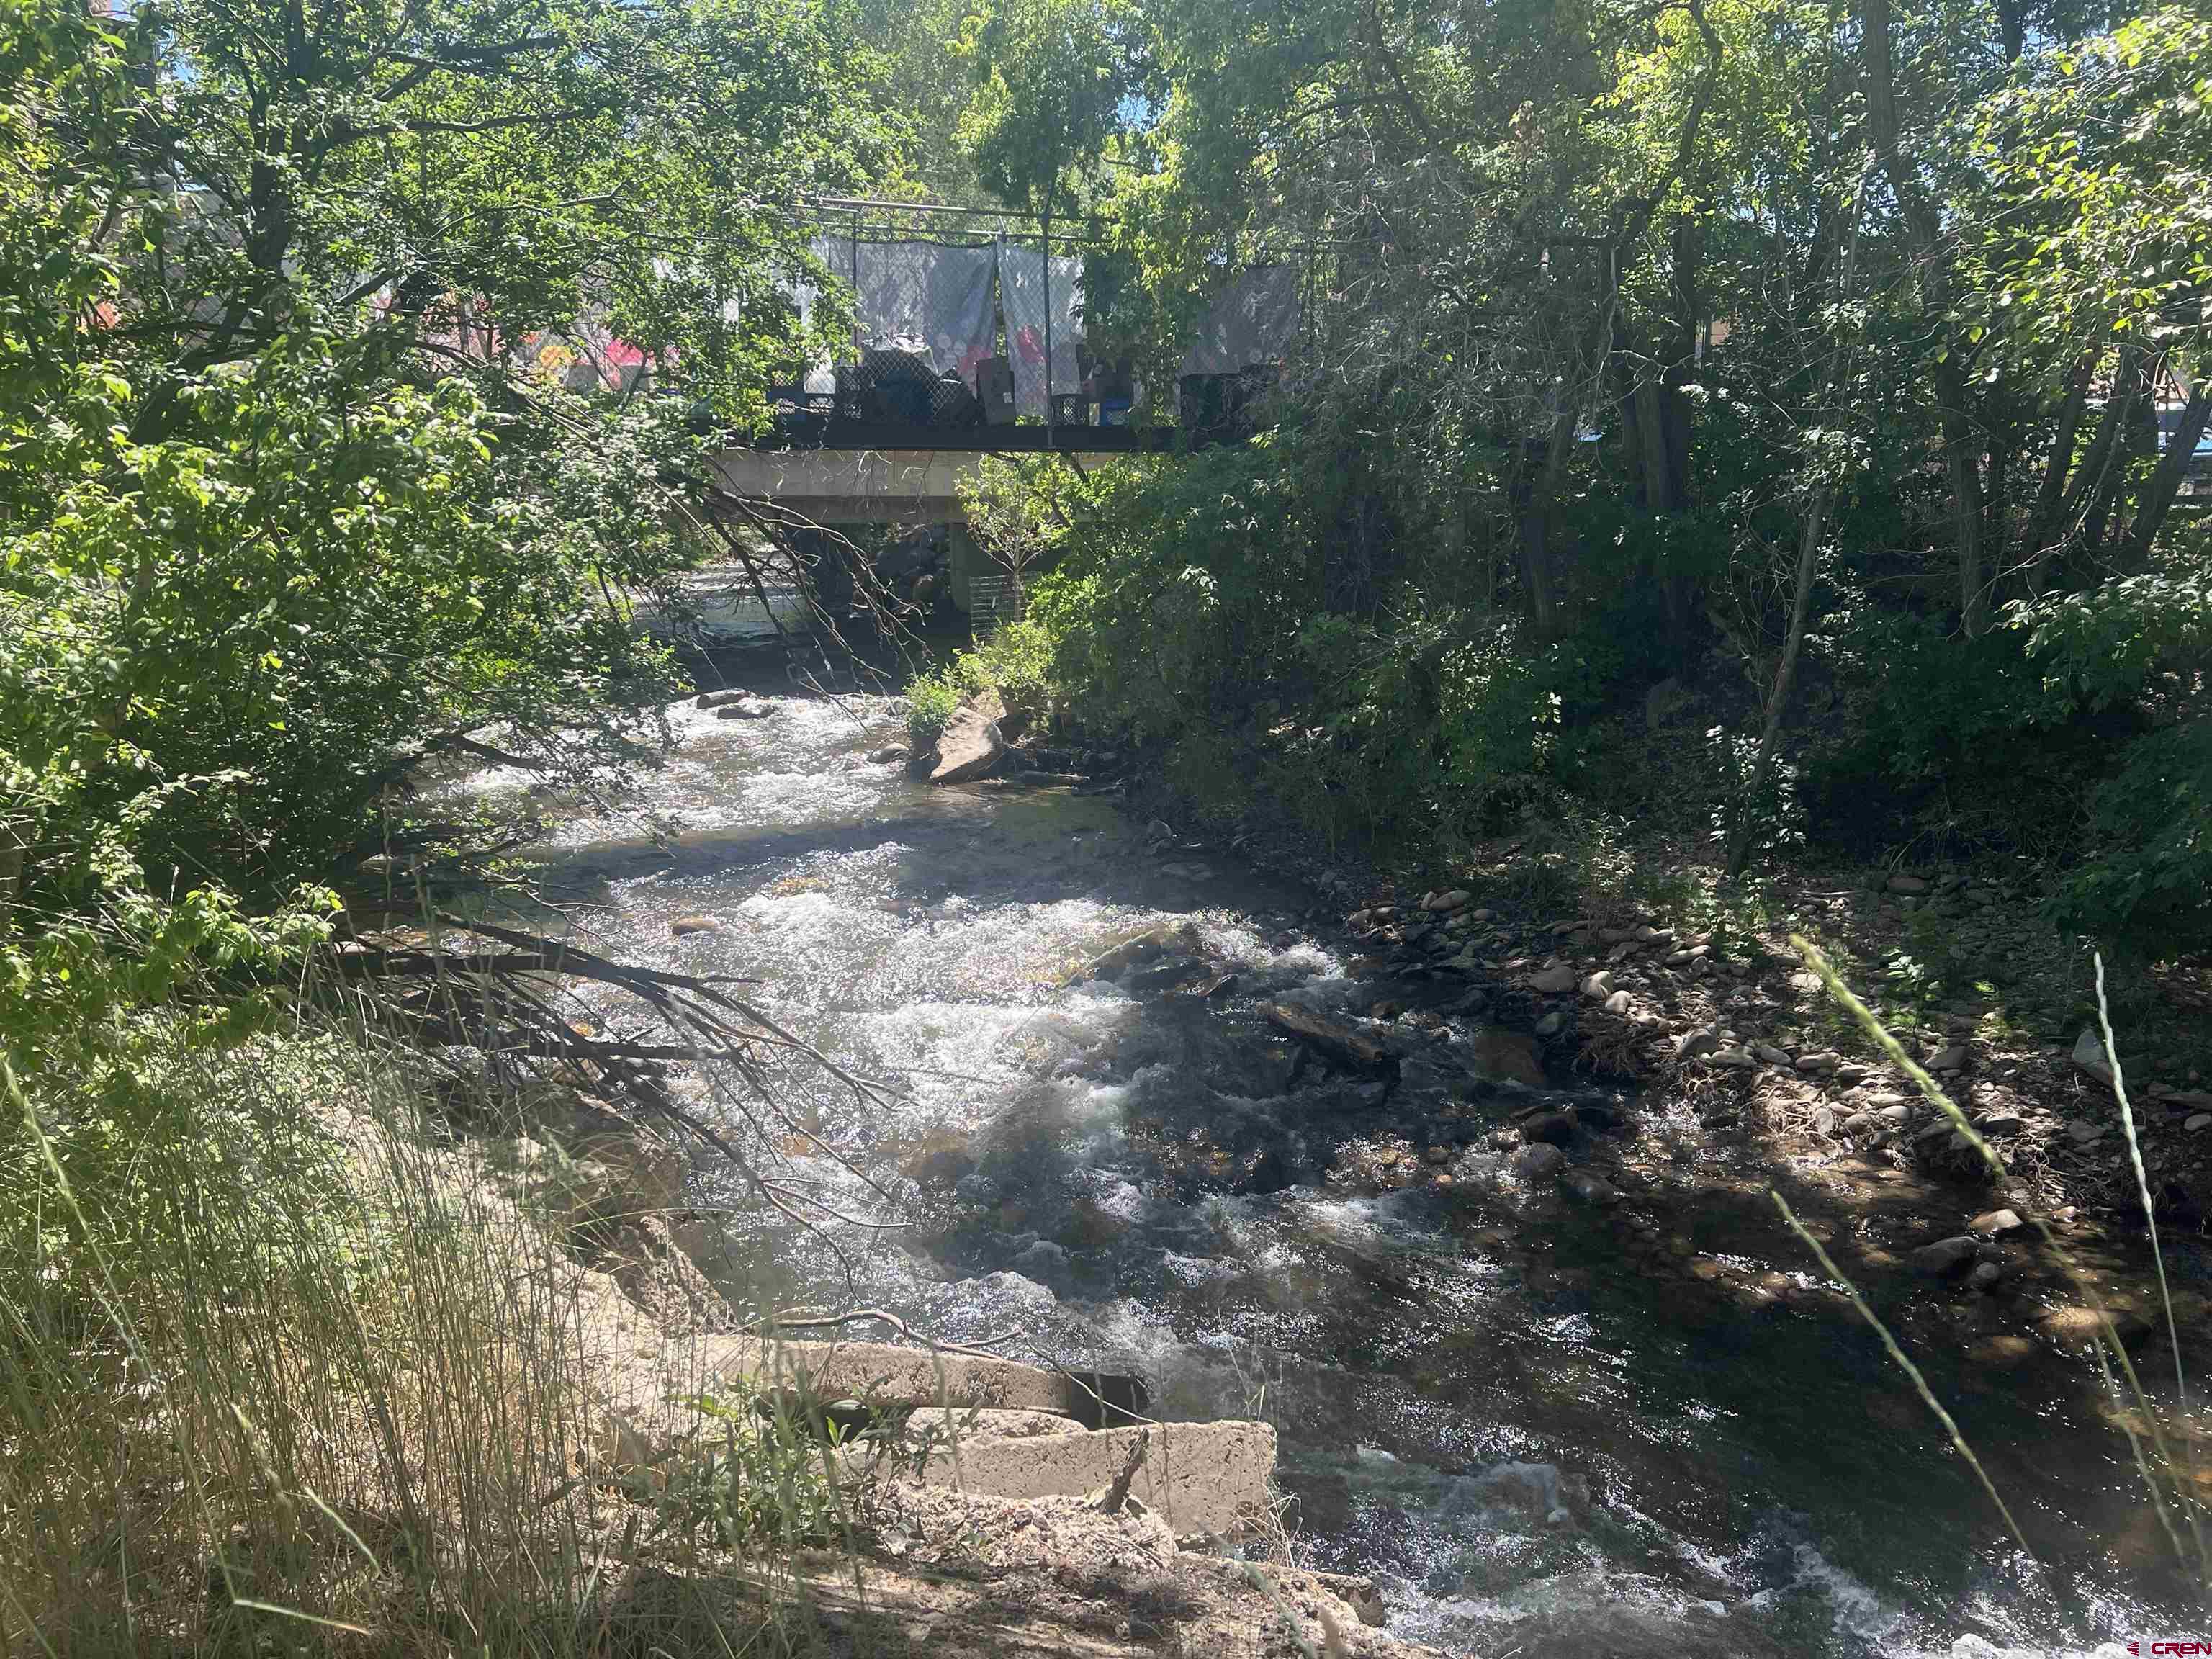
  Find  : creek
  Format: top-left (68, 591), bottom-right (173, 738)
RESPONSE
top-left (451, 631), bottom-right (2204, 1659)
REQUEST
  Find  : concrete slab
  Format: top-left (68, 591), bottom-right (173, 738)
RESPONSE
top-left (700, 1336), bottom-right (1147, 1426)
top-left (908, 1420), bottom-right (1277, 1539)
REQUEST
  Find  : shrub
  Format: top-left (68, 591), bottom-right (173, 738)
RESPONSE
top-left (903, 616), bottom-right (1058, 748)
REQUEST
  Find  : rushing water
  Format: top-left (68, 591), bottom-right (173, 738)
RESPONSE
top-left (456, 667), bottom-right (2205, 1659)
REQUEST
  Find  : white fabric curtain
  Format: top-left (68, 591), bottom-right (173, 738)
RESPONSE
top-left (1179, 263), bottom-right (1302, 377)
top-left (996, 244), bottom-right (1084, 415)
top-left (792, 235), bottom-right (998, 381)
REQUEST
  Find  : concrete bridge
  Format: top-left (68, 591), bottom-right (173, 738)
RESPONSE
top-left (706, 425), bottom-right (1166, 527)
top-left (709, 446), bottom-right (984, 529)
top-left (707, 433), bottom-right (1154, 622)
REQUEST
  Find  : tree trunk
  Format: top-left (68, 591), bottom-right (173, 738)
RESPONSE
top-left (2023, 349), bottom-right (2096, 590)
top-left (2123, 382), bottom-right (2212, 567)
top-left (1725, 498), bottom-right (1834, 875)
top-left (1858, 0), bottom-right (1987, 631)
top-left (2081, 351), bottom-right (2155, 557)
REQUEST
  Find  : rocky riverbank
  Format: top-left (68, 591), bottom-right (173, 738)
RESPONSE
top-left (375, 1058), bottom-right (1434, 1659)
top-left (1042, 744), bottom-right (2212, 1390)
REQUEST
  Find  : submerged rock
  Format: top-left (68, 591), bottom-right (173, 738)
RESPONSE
top-left (1511, 1143), bottom-right (1566, 1181)
top-left (1264, 1002), bottom-right (1396, 1072)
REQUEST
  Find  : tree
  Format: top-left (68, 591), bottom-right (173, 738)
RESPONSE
top-left (0, 0), bottom-right (889, 913)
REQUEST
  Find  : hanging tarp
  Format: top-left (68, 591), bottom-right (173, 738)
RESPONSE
top-left (997, 244), bottom-right (1084, 416)
top-left (793, 235), bottom-right (997, 382)
top-left (1179, 263), bottom-right (1302, 377)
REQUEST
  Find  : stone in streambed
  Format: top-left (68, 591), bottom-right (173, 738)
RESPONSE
top-left (929, 706), bottom-right (1007, 783)
top-left (1511, 1143), bottom-right (1566, 1182)
top-left (1521, 1110), bottom-right (1577, 1147)
top-left (670, 915), bottom-right (721, 936)
top-left (1264, 1002), bottom-right (1396, 1073)
top-left (1561, 1169), bottom-right (1620, 1205)
top-left (1910, 1236), bottom-right (1981, 1277)
top-left (1529, 965), bottom-right (1578, 995)
top-left (2033, 1305), bottom-right (2150, 1352)
top-left (1466, 1026), bottom-right (1547, 1088)
top-left (715, 700), bottom-right (775, 720)
top-left (866, 743), bottom-right (910, 764)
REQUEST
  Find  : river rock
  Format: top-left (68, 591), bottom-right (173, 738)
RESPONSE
top-left (1529, 965), bottom-right (1578, 995)
top-left (1561, 1169), bottom-right (1619, 1205)
top-left (670, 914), bottom-right (721, 936)
top-left (1966, 1260), bottom-right (2005, 1292)
top-left (1708, 1047), bottom-right (1757, 1069)
top-left (2033, 1305), bottom-right (2149, 1352)
top-left (1794, 1050), bottom-right (1839, 1073)
top-left (1533, 1010), bottom-right (1566, 1038)
top-left (1511, 1143), bottom-right (1566, 1181)
top-left (1076, 922), bottom-right (1199, 983)
top-left (693, 688), bottom-right (748, 709)
top-left (866, 743), bottom-right (910, 764)
top-left (1887, 873), bottom-right (1930, 894)
top-left (1424, 889), bottom-right (1473, 912)
top-left (2190, 1113), bottom-right (2212, 1133)
top-left (1911, 1236), bottom-right (1982, 1277)
top-left (929, 706), bottom-right (1007, 783)
top-left (1927, 1043), bottom-right (1969, 1073)
top-left (1467, 1026), bottom-right (1547, 1087)
top-left (1522, 1110), bottom-right (1578, 1147)
top-left (1753, 1042), bottom-right (1793, 1068)
top-left (1603, 989), bottom-right (1633, 1015)
top-left (1969, 1208), bottom-right (2024, 1237)
top-left (1580, 971), bottom-right (1612, 1000)
top-left (1676, 1030), bottom-right (1720, 1062)
top-left (715, 700), bottom-right (775, 720)
top-left (1264, 1002), bottom-right (1395, 1073)
top-left (2070, 1027), bottom-right (2115, 1087)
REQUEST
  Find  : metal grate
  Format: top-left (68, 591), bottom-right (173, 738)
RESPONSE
top-left (967, 570), bottom-right (1025, 625)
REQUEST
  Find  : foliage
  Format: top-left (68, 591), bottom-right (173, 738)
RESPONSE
top-left (905, 616), bottom-right (1058, 746)
top-left (0, 0), bottom-right (886, 922)
top-left (948, 0), bottom-right (1146, 214)
top-left (857, 0), bottom-right (2212, 948)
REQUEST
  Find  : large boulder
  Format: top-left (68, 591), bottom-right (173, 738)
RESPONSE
top-left (929, 705), bottom-right (1007, 784)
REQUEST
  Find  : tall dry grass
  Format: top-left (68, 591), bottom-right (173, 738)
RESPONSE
top-left (1784, 936), bottom-right (2211, 1593)
top-left (0, 1010), bottom-right (818, 1657)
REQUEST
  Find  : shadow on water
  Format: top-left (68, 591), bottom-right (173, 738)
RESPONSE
top-left (457, 686), bottom-right (2204, 1659)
